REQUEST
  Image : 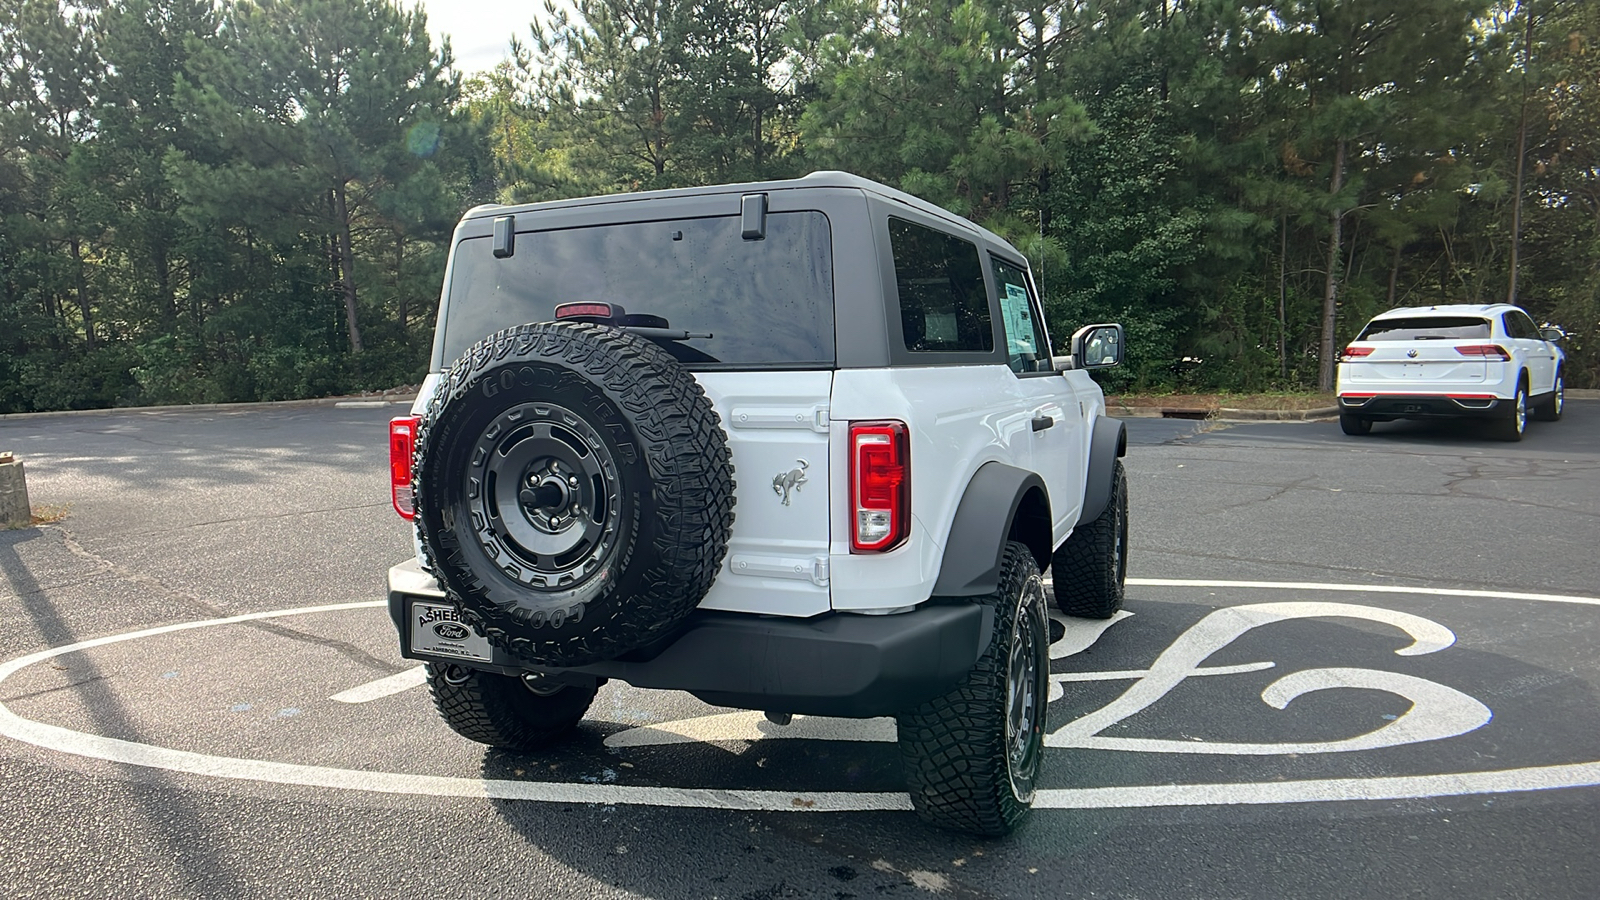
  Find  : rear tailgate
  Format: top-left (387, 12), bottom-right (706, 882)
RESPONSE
top-left (1350, 342), bottom-right (1487, 385)
top-left (1342, 315), bottom-right (1496, 391)
top-left (693, 371), bottom-right (833, 617)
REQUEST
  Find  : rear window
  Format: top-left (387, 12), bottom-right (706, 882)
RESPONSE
top-left (889, 218), bottom-right (993, 353)
top-left (441, 212), bottom-right (834, 367)
top-left (1357, 316), bottom-right (1491, 341)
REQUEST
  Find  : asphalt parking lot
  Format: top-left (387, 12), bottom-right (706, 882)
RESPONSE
top-left (1, 400), bottom-right (1597, 899)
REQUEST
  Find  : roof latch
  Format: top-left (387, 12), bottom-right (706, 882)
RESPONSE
top-left (492, 215), bottom-right (516, 258)
top-left (740, 193), bottom-right (767, 240)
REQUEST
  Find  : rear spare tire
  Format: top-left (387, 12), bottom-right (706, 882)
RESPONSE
top-left (414, 322), bottom-right (734, 667)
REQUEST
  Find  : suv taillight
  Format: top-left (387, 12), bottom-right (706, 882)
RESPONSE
top-left (850, 421), bottom-right (909, 553)
top-left (1341, 345), bottom-right (1374, 360)
top-left (1455, 344), bottom-right (1512, 361)
top-left (390, 416), bottom-right (420, 520)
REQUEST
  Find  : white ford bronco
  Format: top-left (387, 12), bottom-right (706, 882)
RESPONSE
top-left (386, 172), bottom-right (1128, 835)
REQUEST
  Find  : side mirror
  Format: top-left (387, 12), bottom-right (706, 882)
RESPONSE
top-left (1070, 323), bottom-right (1124, 370)
top-left (1540, 325), bottom-right (1566, 342)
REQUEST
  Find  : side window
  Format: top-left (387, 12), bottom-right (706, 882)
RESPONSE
top-left (1517, 311), bottom-right (1542, 340)
top-left (991, 257), bottom-right (1051, 373)
top-left (1503, 312), bottom-right (1533, 340)
top-left (889, 218), bottom-right (993, 353)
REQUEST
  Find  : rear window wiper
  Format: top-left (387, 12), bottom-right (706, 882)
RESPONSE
top-left (552, 302), bottom-right (712, 341)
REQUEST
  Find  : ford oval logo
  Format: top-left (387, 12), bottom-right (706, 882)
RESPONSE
top-left (433, 622), bottom-right (471, 641)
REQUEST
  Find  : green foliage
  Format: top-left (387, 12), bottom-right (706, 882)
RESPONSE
top-left (2, 0), bottom-right (1597, 414)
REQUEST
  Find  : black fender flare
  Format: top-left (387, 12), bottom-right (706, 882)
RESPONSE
top-left (931, 462), bottom-right (1049, 597)
top-left (1077, 416), bottom-right (1127, 527)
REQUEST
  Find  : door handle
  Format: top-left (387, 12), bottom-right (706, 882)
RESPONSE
top-left (1031, 415), bottom-right (1054, 432)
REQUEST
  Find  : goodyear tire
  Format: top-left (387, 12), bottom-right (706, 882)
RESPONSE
top-left (426, 663), bottom-right (597, 751)
top-left (414, 322), bottom-right (734, 668)
top-left (896, 542), bottom-right (1049, 836)
top-left (1050, 460), bottom-right (1128, 619)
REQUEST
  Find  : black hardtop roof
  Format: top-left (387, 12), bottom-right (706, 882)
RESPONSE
top-left (460, 171), bottom-right (1015, 252)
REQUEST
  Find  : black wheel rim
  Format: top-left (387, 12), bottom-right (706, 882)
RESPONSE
top-left (462, 401), bottom-right (624, 604)
top-left (1005, 575), bottom-right (1047, 802)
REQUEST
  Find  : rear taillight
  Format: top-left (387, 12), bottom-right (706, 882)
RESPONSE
top-left (390, 416), bottom-right (420, 520)
top-left (1455, 344), bottom-right (1512, 361)
top-left (850, 421), bottom-right (909, 553)
top-left (1341, 345), bottom-right (1374, 360)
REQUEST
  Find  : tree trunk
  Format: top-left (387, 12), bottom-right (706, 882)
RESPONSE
top-left (1387, 241), bottom-right (1403, 306)
top-left (155, 243), bottom-right (175, 324)
top-left (69, 237), bottom-right (95, 349)
top-left (1507, 5), bottom-right (1535, 304)
top-left (395, 232), bottom-right (408, 330)
top-left (1318, 138), bottom-right (1348, 392)
top-left (1278, 214), bottom-right (1288, 380)
top-left (332, 181), bottom-right (364, 353)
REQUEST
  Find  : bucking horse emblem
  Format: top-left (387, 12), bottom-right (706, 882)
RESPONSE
top-left (772, 459), bottom-right (809, 506)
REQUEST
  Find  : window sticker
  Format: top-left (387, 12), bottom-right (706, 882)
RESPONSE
top-left (1001, 282), bottom-right (1036, 357)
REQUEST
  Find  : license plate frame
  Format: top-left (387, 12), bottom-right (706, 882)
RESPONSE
top-left (409, 601), bottom-right (493, 663)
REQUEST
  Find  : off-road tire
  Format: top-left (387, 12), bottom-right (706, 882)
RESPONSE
top-left (1339, 413), bottom-right (1373, 436)
top-left (415, 321), bottom-right (734, 668)
top-left (1491, 378), bottom-right (1528, 442)
top-left (426, 663), bottom-right (597, 751)
top-left (1051, 460), bottom-right (1128, 619)
top-left (897, 543), bottom-right (1049, 836)
top-left (1532, 370), bottom-right (1564, 421)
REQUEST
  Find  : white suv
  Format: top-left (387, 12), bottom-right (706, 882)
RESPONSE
top-left (1336, 304), bottom-right (1566, 440)
top-left (384, 172), bottom-right (1130, 835)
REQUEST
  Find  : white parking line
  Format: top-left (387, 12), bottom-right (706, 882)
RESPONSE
top-left (330, 666), bottom-right (426, 704)
top-left (1129, 578), bottom-right (1600, 607)
top-left (3, 581), bottom-right (1600, 813)
top-left (1053, 660), bottom-right (1274, 683)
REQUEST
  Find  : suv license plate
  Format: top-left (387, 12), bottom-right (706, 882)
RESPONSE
top-left (410, 601), bottom-right (493, 662)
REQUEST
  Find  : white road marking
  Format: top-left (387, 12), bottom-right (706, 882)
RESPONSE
top-left (1053, 660), bottom-right (1274, 684)
top-left (0, 581), bottom-right (1597, 812)
top-left (1128, 578), bottom-right (1600, 607)
top-left (1048, 610), bottom-right (1131, 659)
top-left (330, 666), bottom-right (427, 704)
top-left (1047, 601), bottom-right (1489, 753)
top-left (604, 711), bottom-right (896, 748)
top-left (1043, 610), bottom-right (1272, 701)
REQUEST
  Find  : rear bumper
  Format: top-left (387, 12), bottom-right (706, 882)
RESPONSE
top-left (388, 560), bottom-right (991, 718)
top-left (1337, 393), bottom-right (1508, 419)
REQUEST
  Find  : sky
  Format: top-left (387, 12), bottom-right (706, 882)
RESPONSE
top-left (415, 0), bottom-right (531, 76)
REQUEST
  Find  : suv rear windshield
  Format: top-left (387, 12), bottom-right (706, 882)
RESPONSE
top-left (1357, 316), bottom-right (1491, 341)
top-left (441, 212), bottom-right (834, 367)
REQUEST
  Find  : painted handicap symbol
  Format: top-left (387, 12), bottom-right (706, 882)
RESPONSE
top-left (1046, 601), bottom-right (1492, 754)
top-left (603, 600), bottom-right (1492, 755)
